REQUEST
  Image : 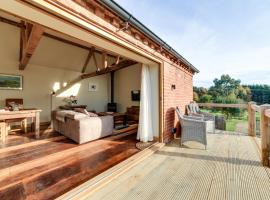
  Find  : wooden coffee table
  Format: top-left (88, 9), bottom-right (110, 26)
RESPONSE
top-left (98, 112), bottom-right (128, 128)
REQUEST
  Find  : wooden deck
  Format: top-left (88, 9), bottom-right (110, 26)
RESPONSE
top-left (89, 131), bottom-right (270, 200)
top-left (0, 128), bottom-right (139, 199)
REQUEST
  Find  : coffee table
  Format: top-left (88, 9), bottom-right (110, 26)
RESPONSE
top-left (98, 112), bottom-right (128, 128)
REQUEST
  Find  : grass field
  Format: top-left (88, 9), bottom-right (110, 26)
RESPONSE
top-left (201, 108), bottom-right (259, 133)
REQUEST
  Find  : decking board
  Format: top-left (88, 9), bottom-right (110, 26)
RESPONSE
top-left (89, 132), bottom-right (270, 200)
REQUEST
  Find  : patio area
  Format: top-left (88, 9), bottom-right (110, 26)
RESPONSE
top-left (87, 131), bottom-right (270, 200)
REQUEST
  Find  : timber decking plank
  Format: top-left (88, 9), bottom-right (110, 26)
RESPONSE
top-left (88, 153), bottom-right (168, 200)
top-left (88, 132), bottom-right (270, 200)
top-left (207, 133), bottom-right (230, 200)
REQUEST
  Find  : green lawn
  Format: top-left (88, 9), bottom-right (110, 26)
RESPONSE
top-left (201, 108), bottom-right (249, 132)
top-left (226, 118), bottom-right (246, 132)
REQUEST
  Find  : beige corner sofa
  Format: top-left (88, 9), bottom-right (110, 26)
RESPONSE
top-left (52, 110), bottom-right (113, 144)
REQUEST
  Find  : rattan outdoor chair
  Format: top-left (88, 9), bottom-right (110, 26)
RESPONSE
top-left (186, 102), bottom-right (215, 133)
top-left (176, 107), bottom-right (207, 149)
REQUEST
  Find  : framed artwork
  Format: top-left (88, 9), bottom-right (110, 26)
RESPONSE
top-left (89, 83), bottom-right (98, 91)
top-left (0, 74), bottom-right (23, 90)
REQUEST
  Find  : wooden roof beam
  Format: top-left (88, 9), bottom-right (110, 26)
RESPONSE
top-left (81, 60), bottom-right (137, 79)
top-left (19, 23), bottom-right (44, 70)
top-left (102, 52), bottom-right (108, 69)
top-left (115, 55), bottom-right (120, 65)
top-left (81, 47), bottom-right (94, 73)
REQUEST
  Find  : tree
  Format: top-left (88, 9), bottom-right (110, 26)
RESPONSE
top-left (194, 86), bottom-right (209, 103)
top-left (245, 84), bottom-right (270, 105)
top-left (208, 74), bottom-right (250, 102)
top-left (214, 93), bottom-right (242, 118)
top-left (194, 86), bottom-right (208, 97)
top-left (193, 91), bottom-right (199, 102)
top-left (209, 74), bottom-right (241, 98)
top-left (200, 94), bottom-right (212, 103)
top-left (194, 75), bottom-right (251, 118)
top-left (237, 86), bottom-right (251, 102)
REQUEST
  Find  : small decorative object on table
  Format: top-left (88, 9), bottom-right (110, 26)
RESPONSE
top-left (8, 102), bottom-right (23, 111)
top-left (63, 95), bottom-right (78, 106)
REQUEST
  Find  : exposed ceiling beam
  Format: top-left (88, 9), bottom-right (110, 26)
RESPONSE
top-left (93, 51), bottom-right (99, 71)
top-left (81, 47), bottom-right (94, 73)
top-left (19, 23), bottom-right (44, 70)
top-left (19, 21), bottom-right (25, 61)
top-left (55, 59), bottom-right (137, 96)
top-left (81, 60), bottom-right (137, 79)
top-left (102, 52), bottom-right (108, 69)
top-left (0, 16), bottom-right (22, 28)
top-left (115, 55), bottom-right (120, 65)
top-left (0, 16), bottom-right (119, 60)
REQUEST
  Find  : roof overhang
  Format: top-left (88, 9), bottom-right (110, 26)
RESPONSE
top-left (97, 0), bottom-right (199, 73)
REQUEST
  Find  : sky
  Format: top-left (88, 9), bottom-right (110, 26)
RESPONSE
top-left (114, 0), bottom-right (270, 88)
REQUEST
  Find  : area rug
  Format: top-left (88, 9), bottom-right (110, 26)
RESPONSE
top-left (136, 141), bottom-right (154, 150)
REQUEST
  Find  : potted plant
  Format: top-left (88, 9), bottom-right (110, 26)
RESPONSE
top-left (63, 95), bottom-right (78, 106)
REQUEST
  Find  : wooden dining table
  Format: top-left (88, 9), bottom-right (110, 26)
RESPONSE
top-left (0, 109), bottom-right (42, 141)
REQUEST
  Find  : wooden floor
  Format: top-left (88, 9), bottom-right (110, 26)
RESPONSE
top-left (0, 129), bottom-right (140, 200)
top-left (89, 131), bottom-right (270, 200)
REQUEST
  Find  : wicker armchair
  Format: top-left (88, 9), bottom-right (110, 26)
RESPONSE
top-left (186, 102), bottom-right (215, 133)
top-left (186, 102), bottom-right (215, 121)
top-left (176, 107), bottom-right (207, 149)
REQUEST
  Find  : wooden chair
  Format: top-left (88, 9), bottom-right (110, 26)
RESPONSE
top-left (125, 106), bottom-right (140, 125)
top-left (5, 98), bottom-right (27, 134)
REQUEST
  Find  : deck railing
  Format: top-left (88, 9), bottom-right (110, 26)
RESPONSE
top-left (199, 102), bottom-right (270, 166)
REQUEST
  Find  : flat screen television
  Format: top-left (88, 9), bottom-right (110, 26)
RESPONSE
top-left (131, 90), bottom-right (140, 101)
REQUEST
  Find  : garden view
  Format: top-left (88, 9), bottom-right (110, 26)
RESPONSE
top-left (194, 74), bottom-right (270, 133)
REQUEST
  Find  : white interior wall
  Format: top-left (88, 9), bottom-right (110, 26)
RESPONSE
top-left (0, 22), bottom-right (110, 122)
top-left (114, 64), bottom-right (141, 113)
top-left (114, 63), bottom-right (159, 138)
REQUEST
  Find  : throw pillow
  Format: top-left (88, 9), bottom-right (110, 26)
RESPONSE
top-left (74, 108), bottom-right (89, 116)
top-left (88, 112), bottom-right (98, 117)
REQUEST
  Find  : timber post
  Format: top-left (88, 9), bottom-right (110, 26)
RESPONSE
top-left (248, 101), bottom-right (256, 137)
top-left (260, 104), bottom-right (270, 166)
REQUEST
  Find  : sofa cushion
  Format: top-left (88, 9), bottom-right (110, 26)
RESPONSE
top-left (74, 108), bottom-right (88, 115)
top-left (56, 110), bottom-right (88, 122)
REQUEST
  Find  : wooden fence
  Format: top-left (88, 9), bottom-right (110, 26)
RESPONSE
top-left (198, 102), bottom-right (270, 166)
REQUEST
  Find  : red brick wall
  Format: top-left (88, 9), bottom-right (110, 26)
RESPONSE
top-left (163, 62), bottom-right (193, 143)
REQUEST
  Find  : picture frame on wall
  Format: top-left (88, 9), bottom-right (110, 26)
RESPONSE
top-left (0, 74), bottom-right (23, 90)
top-left (88, 83), bottom-right (98, 92)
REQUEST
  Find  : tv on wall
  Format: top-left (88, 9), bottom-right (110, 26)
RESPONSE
top-left (131, 90), bottom-right (140, 101)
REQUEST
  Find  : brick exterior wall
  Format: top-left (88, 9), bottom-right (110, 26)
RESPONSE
top-left (163, 62), bottom-right (193, 143)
